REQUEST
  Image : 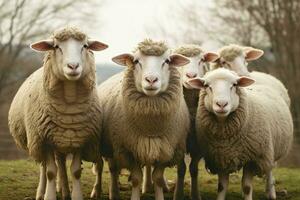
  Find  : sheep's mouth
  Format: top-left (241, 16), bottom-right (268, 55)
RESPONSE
top-left (144, 86), bottom-right (158, 91)
top-left (214, 109), bottom-right (229, 117)
top-left (65, 72), bottom-right (81, 80)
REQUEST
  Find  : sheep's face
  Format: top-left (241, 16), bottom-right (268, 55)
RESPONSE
top-left (30, 38), bottom-right (108, 81)
top-left (112, 51), bottom-right (189, 96)
top-left (180, 53), bottom-right (219, 89)
top-left (216, 48), bottom-right (264, 76)
top-left (188, 68), bottom-right (254, 119)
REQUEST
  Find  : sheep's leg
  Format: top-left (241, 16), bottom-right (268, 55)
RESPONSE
top-left (44, 151), bottom-right (57, 200)
top-left (265, 170), bottom-right (276, 200)
top-left (162, 173), bottom-right (170, 192)
top-left (242, 167), bottom-right (254, 200)
top-left (108, 158), bottom-right (121, 200)
top-left (173, 159), bottom-right (186, 200)
top-left (70, 152), bottom-right (83, 200)
top-left (152, 165), bottom-right (166, 200)
top-left (190, 155), bottom-right (201, 200)
top-left (216, 173), bottom-right (229, 200)
top-left (142, 165), bottom-right (153, 193)
top-left (56, 153), bottom-right (71, 200)
top-left (130, 165), bottom-right (143, 200)
top-left (36, 163), bottom-right (46, 200)
top-left (90, 158), bottom-right (104, 199)
top-left (142, 165), bottom-right (169, 194)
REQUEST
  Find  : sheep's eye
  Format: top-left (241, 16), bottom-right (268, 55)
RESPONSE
top-left (162, 59), bottom-right (169, 67)
top-left (83, 44), bottom-right (88, 48)
top-left (54, 45), bottom-right (59, 49)
top-left (233, 83), bottom-right (237, 87)
top-left (133, 59), bottom-right (141, 66)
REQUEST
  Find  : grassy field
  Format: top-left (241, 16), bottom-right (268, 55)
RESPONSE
top-left (0, 159), bottom-right (299, 200)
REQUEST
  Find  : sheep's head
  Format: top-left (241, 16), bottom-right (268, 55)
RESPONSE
top-left (188, 68), bottom-right (254, 119)
top-left (212, 44), bottom-right (264, 76)
top-left (30, 27), bottom-right (108, 81)
top-left (112, 39), bottom-right (189, 96)
top-left (174, 44), bottom-right (219, 89)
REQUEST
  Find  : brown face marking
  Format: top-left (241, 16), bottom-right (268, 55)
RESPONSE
top-left (47, 171), bottom-right (55, 180)
top-left (243, 185), bottom-right (251, 195)
top-left (73, 169), bottom-right (82, 179)
top-left (218, 182), bottom-right (224, 192)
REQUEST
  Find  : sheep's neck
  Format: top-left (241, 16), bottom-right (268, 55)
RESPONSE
top-left (63, 81), bottom-right (77, 103)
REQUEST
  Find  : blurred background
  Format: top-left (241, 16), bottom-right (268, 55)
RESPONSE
top-left (0, 0), bottom-right (299, 166)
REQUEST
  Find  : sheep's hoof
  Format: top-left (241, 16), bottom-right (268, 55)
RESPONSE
top-left (173, 189), bottom-right (184, 200)
top-left (61, 195), bottom-right (71, 200)
top-left (142, 184), bottom-right (154, 194)
top-left (90, 188), bottom-right (101, 200)
top-left (35, 195), bottom-right (44, 200)
top-left (191, 194), bottom-right (202, 200)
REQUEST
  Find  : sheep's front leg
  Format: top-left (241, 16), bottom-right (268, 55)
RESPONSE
top-left (130, 165), bottom-right (143, 200)
top-left (90, 158), bottom-right (104, 199)
top-left (142, 165), bottom-right (153, 193)
top-left (142, 165), bottom-right (169, 194)
top-left (265, 170), bottom-right (276, 200)
top-left (216, 173), bottom-right (229, 200)
top-left (56, 153), bottom-right (71, 200)
top-left (242, 167), bottom-right (254, 200)
top-left (173, 159), bottom-right (186, 200)
top-left (190, 155), bottom-right (201, 200)
top-left (36, 163), bottom-right (46, 200)
top-left (70, 152), bottom-right (83, 200)
top-left (108, 158), bottom-right (121, 200)
top-left (44, 151), bottom-right (57, 200)
top-left (152, 166), bottom-right (166, 200)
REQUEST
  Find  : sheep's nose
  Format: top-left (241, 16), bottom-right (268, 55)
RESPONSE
top-left (145, 76), bottom-right (158, 84)
top-left (216, 101), bottom-right (228, 108)
top-left (67, 63), bottom-right (79, 70)
top-left (186, 72), bottom-right (197, 78)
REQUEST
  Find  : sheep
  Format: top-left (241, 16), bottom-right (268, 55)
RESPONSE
top-left (172, 44), bottom-right (219, 200)
top-left (211, 44), bottom-right (290, 106)
top-left (8, 27), bottom-right (108, 200)
top-left (95, 39), bottom-right (190, 200)
top-left (187, 68), bottom-right (293, 200)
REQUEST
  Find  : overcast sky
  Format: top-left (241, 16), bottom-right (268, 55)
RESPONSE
top-left (86, 0), bottom-right (215, 64)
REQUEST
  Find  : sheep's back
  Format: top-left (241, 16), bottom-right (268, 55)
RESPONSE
top-left (9, 68), bottom-right (44, 154)
top-left (250, 71), bottom-right (290, 106)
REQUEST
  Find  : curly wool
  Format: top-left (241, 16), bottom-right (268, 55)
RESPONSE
top-left (174, 44), bottom-right (204, 58)
top-left (98, 67), bottom-right (189, 168)
top-left (134, 39), bottom-right (168, 56)
top-left (8, 32), bottom-right (102, 163)
top-left (52, 26), bottom-right (86, 41)
top-left (196, 83), bottom-right (293, 175)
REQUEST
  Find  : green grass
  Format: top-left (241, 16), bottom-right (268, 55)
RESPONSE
top-left (0, 159), bottom-right (299, 200)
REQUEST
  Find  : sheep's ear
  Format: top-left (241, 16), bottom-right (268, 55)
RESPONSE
top-left (112, 53), bottom-right (134, 67)
top-left (187, 78), bottom-right (206, 89)
top-left (87, 39), bottom-right (108, 51)
top-left (245, 48), bottom-right (264, 61)
top-left (237, 76), bottom-right (255, 87)
top-left (169, 54), bottom-right (190, 67)
top-left (203, 52), bottom-right (219, 62)
top-left (30, 40), bottom-right (54, 52)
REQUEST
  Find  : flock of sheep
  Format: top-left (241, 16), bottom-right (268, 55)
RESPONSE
top-left (8, 27), bottom-right (293, 200)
